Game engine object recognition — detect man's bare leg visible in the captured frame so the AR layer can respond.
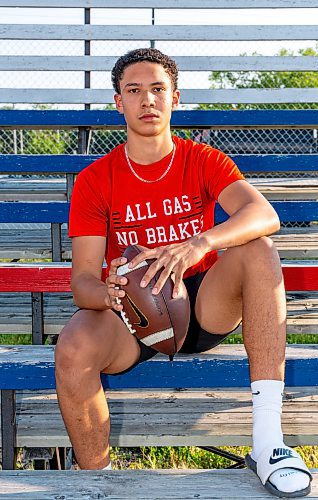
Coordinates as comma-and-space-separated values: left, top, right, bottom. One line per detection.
55, 309, 140, 470
195, 236, 286, 381
195, 236, 310, 495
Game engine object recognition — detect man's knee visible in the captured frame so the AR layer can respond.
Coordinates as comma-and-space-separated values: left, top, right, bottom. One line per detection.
245, 235, 276, 252
236, 236, 280, 265
55, 321, 108, 375
55, 311, 140, 378
233, 237, 283, 289
56, 325, 84, 374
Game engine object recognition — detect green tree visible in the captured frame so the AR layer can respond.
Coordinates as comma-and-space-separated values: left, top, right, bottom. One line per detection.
201, 45, 318, 110
21, 104, 73, 155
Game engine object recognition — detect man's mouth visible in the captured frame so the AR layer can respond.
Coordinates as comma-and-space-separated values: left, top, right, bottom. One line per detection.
139, 113, 159, 121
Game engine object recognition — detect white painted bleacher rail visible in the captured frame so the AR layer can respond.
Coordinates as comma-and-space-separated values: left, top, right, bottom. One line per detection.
0, 0, 318, 105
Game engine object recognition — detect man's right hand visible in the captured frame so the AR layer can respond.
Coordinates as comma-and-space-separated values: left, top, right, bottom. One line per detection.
105, 256, 128, 311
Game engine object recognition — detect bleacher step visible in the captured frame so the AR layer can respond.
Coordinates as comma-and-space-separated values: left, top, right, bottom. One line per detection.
1, 229, 318, 260
1, 387, 317, 448
0, 345, 317, 390
0, 291, 317, 334
0, 469, 317, 499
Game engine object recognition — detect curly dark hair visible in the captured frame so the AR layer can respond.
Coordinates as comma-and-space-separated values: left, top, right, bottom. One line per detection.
111, 48, 178, 94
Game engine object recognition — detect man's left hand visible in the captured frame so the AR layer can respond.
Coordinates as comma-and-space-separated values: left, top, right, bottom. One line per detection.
127, 236, 209, 298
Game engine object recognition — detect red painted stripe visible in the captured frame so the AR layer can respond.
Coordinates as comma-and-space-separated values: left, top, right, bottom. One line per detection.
0, 265, 317, 292
0, 266, 107, 292
282, 265, 318, 292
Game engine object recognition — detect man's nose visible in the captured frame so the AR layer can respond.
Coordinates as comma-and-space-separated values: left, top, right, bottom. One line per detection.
141, 90, 155, 107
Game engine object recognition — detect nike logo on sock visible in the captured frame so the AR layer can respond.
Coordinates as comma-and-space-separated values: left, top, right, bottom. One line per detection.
252, 391, 260, 395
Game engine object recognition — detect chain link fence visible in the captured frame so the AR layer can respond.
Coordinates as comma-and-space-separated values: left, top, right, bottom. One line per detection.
1, 127, 317, 157
1, 7, 318, 110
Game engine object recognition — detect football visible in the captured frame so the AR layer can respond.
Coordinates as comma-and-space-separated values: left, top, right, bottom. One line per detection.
116, 244, 190, 356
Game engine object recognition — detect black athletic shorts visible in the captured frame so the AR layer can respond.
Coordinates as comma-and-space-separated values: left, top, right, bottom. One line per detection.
113, 269, 241, 375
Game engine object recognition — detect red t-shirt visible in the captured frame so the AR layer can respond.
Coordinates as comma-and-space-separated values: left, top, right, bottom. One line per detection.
68, 136, 245, 278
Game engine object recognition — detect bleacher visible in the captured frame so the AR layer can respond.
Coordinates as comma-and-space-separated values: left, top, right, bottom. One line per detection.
0, 1, 317, 498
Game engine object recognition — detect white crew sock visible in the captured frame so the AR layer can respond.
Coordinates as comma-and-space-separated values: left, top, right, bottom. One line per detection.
102, 462, 112, 470
251, 380, 309, 494
251, 379, 284, 460
71, 462, 112, 471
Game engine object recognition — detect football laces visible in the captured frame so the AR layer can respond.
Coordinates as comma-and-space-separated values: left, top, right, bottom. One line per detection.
115, 287, 136, 334
120, 309, 137, 335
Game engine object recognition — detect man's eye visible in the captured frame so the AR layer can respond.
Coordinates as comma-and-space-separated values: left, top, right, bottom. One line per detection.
154, 87, 165, 92
128, 88, 139, 93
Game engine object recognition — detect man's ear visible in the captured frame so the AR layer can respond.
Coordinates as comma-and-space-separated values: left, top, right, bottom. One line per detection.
172, 89, 180, 110
114, 93, 124, 114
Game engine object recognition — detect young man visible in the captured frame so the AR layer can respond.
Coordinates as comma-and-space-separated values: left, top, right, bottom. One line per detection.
56, 48, 312, 497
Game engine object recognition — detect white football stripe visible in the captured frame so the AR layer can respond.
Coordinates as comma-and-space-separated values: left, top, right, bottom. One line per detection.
117, 260, 148, 276
141, 328, 174, 346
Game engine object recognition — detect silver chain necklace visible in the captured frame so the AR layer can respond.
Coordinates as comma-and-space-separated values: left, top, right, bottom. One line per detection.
124, 143, 176, 183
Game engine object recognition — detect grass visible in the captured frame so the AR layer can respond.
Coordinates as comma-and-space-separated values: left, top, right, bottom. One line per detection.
224, 333, 318, 345
0, 334, 32, 345
109, 445, 318, 470
1, 332, 317, 346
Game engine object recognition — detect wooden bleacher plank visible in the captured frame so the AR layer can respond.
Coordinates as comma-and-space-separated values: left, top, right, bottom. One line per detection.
2, 55, 318, 72
1, 387, 315, 448
0, 345, 317, 390
2, 88, 318, 105
2, 153, 317, 173
0, 200, 317, 224
0, 155, 98, 174
0, 264, 72, 292
1, 386, 318, 447
0, 178, 67, 201
0, 290, 316, 335
251, 178, 318, 201
1, 260, 317, 292
1, 228, 318, 260
1, 24, 317, 42
273, 233, 318, 259
1, 178, 318, 202
0, 469, 316, 499
0, 292, 74, 333
0, 223, 70, 259
1, 1, 317, 9
282, 262, 318, 291
0, 202, 69, 223
1, 109, 318, 129
1, 234, 317, 261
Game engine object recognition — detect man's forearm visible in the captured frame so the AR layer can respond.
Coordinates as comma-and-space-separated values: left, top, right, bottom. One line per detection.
71, 273, 111, 310
198, 202, 280, 252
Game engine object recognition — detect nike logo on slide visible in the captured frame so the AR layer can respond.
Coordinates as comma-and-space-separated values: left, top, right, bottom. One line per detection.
269, 456, 291, 465
126, 295, 149, 328
252, 391, 260, 395
269, 448, 294, 465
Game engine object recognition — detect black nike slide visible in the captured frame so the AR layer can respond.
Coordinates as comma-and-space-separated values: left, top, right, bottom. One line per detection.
245, 445, 312, 498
